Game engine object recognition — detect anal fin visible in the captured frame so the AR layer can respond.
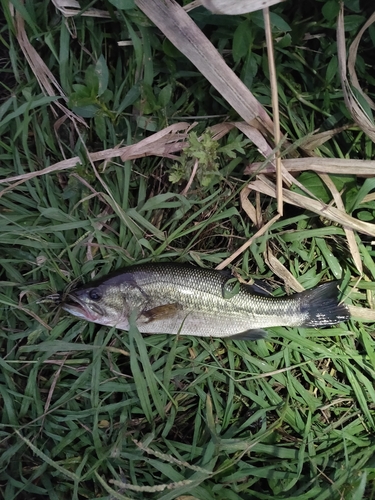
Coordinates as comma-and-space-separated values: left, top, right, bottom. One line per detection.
228, 329, 267, 341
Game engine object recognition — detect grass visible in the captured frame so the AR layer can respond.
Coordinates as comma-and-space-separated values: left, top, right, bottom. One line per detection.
1, 0, 375, 499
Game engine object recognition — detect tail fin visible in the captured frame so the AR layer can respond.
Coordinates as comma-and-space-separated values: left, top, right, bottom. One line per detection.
299, 281, 350, 328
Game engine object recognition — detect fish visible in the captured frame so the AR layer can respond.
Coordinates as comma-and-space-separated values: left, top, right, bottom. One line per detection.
60, 262, 350, 340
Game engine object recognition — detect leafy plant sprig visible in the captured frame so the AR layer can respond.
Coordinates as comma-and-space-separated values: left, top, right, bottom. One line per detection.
169, 130, 247, 188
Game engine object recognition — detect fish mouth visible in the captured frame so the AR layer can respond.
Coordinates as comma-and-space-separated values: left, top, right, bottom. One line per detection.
61, 294, 104, 321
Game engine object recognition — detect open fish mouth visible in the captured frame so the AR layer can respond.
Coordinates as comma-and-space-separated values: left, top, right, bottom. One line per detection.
61, 294, 104, 322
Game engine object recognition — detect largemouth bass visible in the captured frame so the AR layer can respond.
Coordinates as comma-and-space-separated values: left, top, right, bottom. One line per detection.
61, 263, 350, 340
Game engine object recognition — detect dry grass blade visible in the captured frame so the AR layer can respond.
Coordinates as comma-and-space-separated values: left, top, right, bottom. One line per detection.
245, 157, 375, 176
134, 0, 275, 134
182, 0, 202, 12
248, 175, 375, 237
180, 159, 199, 196
15, 431, 79, 481
0, 158, 81, 187
13, 303, 52, 331
51, 0, 111, 18
337, 5, 375, 143
209, 122, 237, 140
12, 3, 86, 127
174, 497, 200, 500
133, 439, 211, 473
349, 305, 375, 322
110, 478, 195, 493
318, 173, 363, 275
348, 11, 375, 110
215, 213, 280, 270
265, 248, 305, 292
0, 122, 191, 192
233, 122, 274, 157
263, 7, 283, 216
363, 193, 375, 203
119, 122, 193, 161
200, 0, 284, 14
240, 185, 258, 226
297, 125, 352, 154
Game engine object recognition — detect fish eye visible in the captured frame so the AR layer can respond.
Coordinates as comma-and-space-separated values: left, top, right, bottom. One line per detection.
89, 289, 102, 301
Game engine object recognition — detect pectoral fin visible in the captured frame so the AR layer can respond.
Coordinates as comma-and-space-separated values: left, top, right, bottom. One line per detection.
138, 303, 181, 324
